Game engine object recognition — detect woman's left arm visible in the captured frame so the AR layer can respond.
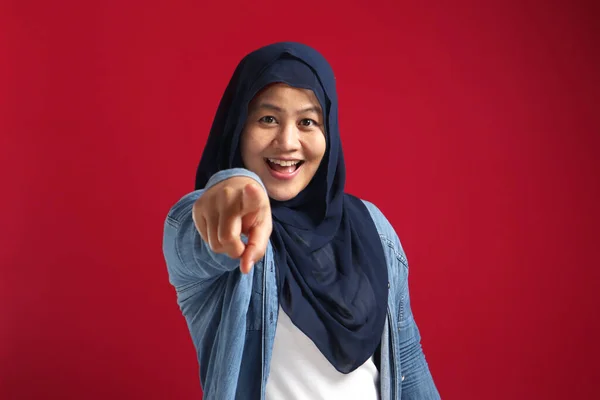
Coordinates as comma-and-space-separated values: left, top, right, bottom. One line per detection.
360, 199, 441, 398
397, 257, 441, 400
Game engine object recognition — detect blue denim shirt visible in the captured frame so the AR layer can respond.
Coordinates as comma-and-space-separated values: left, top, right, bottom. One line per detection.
162, 168, 441, 399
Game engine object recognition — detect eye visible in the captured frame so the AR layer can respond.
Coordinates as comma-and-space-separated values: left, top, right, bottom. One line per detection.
259, 116, 277, 124
299, 118, 317, 127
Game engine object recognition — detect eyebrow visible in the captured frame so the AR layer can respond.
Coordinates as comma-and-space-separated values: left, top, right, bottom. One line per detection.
254, 102, 322, 115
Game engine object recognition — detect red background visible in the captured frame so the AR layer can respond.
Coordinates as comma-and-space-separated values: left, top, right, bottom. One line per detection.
2, 0, 598, 399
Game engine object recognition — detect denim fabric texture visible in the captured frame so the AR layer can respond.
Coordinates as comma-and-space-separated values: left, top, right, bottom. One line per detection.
163, 168, 441, 399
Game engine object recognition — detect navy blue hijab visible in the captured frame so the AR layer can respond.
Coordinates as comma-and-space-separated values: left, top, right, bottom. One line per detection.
195, 42, 388, 374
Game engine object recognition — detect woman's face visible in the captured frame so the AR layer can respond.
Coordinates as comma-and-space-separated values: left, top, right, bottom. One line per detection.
240, 83, 326, 201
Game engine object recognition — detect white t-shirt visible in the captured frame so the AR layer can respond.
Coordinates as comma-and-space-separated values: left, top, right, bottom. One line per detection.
265, 306, 379, 399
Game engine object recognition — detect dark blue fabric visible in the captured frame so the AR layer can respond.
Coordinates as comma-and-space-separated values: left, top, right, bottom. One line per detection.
195, 42, 388, 374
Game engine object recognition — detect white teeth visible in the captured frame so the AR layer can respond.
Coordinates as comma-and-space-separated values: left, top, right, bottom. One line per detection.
268, 158, 301, 167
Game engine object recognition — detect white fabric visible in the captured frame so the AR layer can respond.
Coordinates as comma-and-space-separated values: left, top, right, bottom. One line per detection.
265, 306, 379, 400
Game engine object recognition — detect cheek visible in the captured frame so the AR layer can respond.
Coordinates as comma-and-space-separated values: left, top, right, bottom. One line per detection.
310, 134, 327, 162
240, 130, 260, 164
240, 129, 249, 155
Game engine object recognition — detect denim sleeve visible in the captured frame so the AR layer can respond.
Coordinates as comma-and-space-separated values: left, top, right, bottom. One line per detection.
397, 249, 441, 399
360, 199, 441, 399
162, 168, 266, 289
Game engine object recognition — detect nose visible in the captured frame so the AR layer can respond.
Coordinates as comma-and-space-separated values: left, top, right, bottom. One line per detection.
274, 121, 301, 151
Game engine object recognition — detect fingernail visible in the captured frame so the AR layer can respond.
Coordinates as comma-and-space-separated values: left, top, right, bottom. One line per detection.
241, 262, 252, 274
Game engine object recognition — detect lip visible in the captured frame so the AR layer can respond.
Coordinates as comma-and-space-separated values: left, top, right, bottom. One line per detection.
266, 157, 303, 162
265, 159, 302, 181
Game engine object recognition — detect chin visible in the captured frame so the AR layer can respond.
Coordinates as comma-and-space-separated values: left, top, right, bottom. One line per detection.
265, 185, 300, 202
267, 191, 297, 202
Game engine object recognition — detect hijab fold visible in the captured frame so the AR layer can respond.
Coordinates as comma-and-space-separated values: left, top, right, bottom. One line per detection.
195, 42, 389, 374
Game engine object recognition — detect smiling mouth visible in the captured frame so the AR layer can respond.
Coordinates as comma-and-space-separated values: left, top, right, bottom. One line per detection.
265, 158, 304, 174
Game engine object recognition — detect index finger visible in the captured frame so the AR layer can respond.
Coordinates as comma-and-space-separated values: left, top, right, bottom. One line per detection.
240, 217, 272, 274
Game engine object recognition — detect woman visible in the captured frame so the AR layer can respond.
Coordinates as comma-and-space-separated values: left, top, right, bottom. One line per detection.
162, 42, 440, 399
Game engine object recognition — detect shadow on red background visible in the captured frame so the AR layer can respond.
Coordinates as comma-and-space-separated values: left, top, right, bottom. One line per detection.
1, 1, 598, 399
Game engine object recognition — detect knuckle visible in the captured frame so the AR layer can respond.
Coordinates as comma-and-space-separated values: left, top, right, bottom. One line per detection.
229, 247, 244, 259
219, 231, 235, 243
221, 185, 232, 197
221, 186, 236, 202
